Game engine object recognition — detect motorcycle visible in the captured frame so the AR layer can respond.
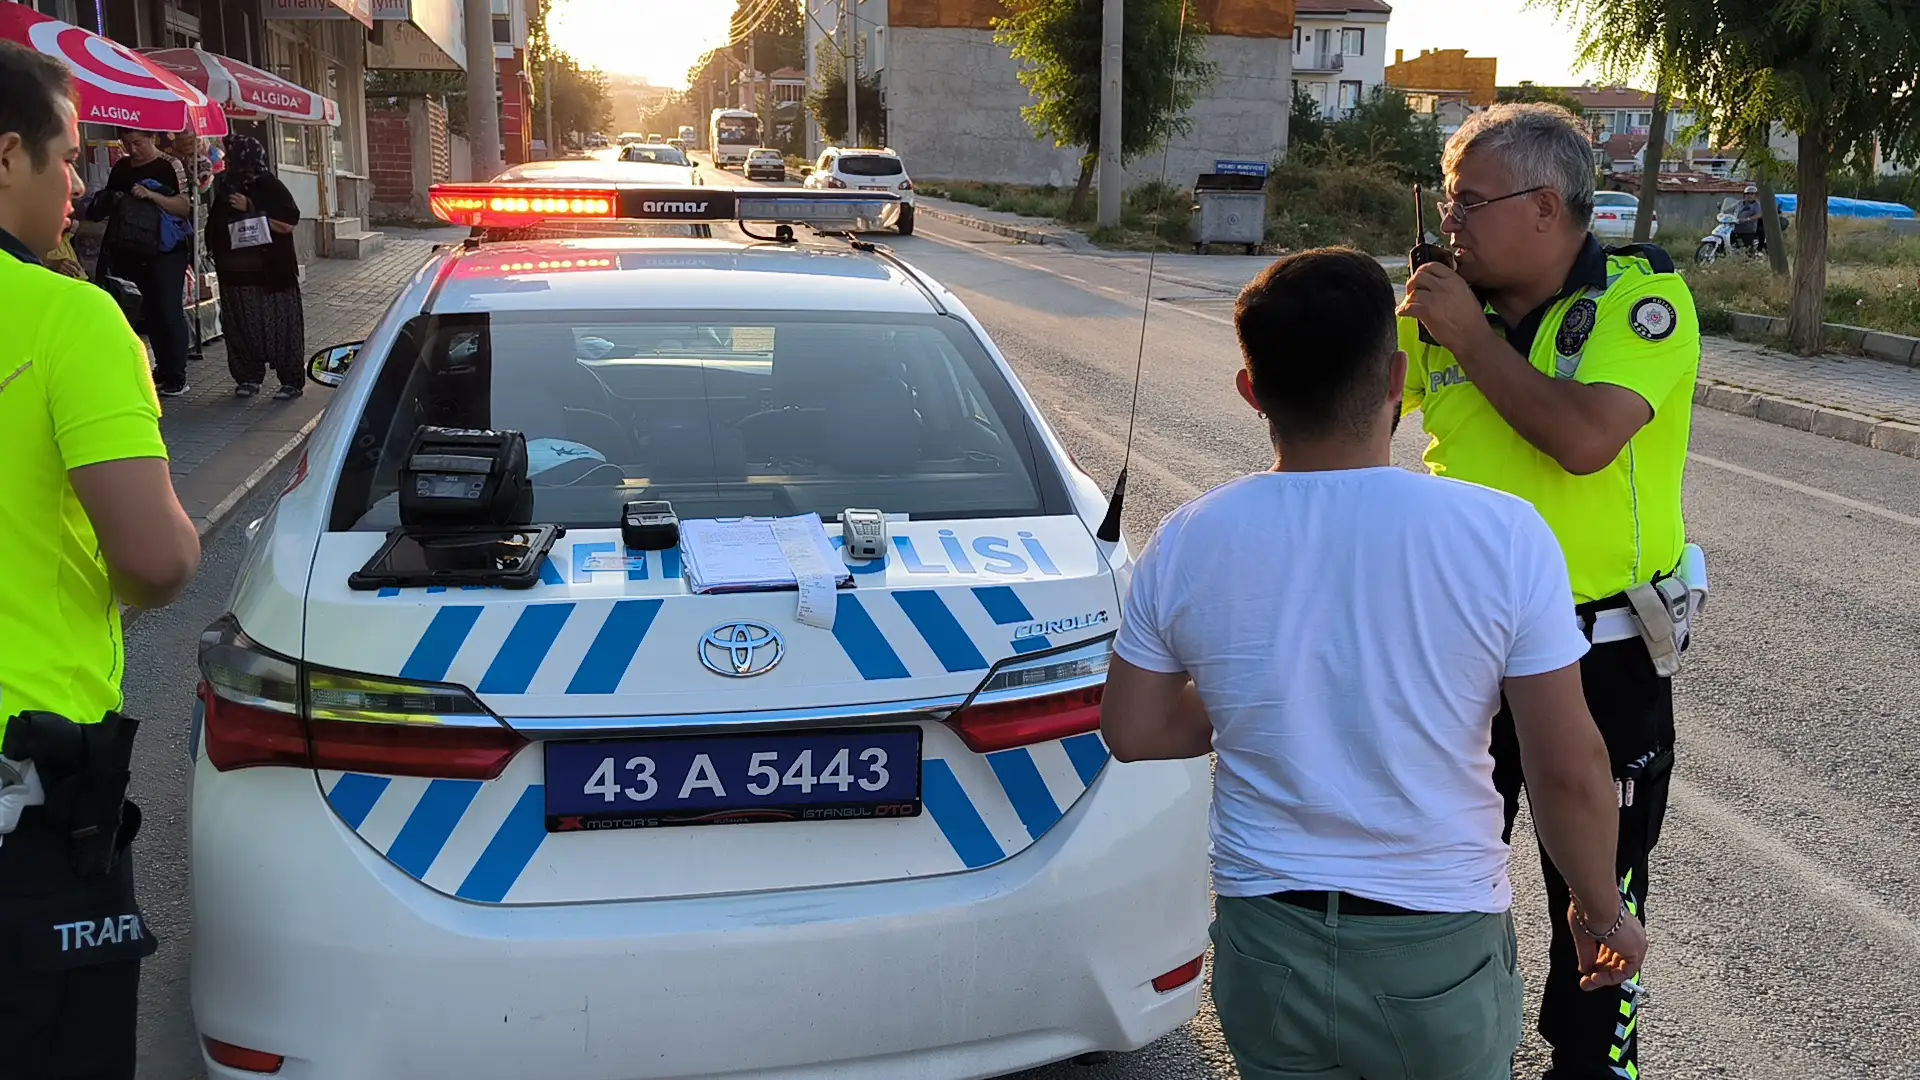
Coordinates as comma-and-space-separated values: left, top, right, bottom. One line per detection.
1696, 213, 1744, 265
1697, 201, 1785, 266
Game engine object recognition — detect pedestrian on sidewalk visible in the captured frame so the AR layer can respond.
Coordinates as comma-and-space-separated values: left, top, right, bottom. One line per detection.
1399, 102, 1702, 1079
0, 42, 202, 1080
1100, 247, 1645, 1080
91, 127, 196, 397
206, 134, 305, 400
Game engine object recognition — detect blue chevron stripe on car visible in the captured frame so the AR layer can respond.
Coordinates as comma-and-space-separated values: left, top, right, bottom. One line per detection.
972, 585, 1051, 654
391, 586, 1082, 691
321, 728, 1112, 904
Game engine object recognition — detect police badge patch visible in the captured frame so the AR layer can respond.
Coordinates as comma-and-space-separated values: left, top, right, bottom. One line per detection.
1630, 297, 1679, 341
1556, 298, 1598, 356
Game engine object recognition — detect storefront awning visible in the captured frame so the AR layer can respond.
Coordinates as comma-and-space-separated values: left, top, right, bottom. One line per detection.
142, 48, 341, 126
0, 5, 227, 136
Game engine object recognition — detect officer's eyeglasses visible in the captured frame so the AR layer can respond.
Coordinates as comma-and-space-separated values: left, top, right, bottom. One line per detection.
1437, 186, 1548, 226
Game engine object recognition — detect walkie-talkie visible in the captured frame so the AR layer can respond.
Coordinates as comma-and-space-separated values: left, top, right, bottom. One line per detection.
1409, 184, 1455, 346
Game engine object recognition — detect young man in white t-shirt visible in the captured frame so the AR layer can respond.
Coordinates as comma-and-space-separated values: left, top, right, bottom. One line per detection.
1100, 248, 1646, 1080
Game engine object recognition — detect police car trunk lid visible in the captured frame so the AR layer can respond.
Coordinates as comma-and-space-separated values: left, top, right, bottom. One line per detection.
299, 516, 1118, 904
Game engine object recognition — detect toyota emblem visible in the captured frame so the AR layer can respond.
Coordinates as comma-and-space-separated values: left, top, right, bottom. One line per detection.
700, 621, 785, 678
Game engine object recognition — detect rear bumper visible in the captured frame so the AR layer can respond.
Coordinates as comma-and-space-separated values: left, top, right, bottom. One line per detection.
190, 752, 1212, 1080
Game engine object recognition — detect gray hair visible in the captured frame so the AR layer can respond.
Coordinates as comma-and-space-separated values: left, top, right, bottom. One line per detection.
1443, 103, 1596, 227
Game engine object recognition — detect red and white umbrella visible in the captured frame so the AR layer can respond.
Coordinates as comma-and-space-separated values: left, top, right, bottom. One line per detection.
0, 6, 226, 137
142, 48, 340, 127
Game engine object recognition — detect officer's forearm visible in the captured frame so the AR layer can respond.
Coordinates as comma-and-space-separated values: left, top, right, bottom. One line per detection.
1453, 334, 1625, 475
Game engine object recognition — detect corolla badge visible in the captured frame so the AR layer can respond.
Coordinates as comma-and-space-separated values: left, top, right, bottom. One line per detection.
1012, 611, 1110, 640
700, 621, 785, 677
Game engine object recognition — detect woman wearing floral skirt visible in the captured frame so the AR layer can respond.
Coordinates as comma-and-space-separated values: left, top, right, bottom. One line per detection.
204, 135, 305, 399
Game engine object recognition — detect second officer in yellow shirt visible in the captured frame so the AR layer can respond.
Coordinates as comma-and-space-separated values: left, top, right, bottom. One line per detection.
1399, 103, 1702, 1080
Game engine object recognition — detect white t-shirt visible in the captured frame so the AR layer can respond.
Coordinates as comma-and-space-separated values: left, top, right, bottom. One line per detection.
1114, 467, 1590, 914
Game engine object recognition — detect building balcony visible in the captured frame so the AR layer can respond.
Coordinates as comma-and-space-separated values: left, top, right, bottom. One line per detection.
1295, 51, 1345, 74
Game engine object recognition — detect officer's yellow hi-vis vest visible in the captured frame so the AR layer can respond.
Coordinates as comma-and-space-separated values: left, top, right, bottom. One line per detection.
1401, 242, 1701, 605
0, 234, 168, 748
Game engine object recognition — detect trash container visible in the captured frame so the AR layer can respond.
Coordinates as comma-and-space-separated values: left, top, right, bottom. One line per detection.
1191, 173, 1268, 255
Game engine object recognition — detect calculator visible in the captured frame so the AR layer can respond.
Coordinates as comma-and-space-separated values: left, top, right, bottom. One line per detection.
841, 508, 887, 561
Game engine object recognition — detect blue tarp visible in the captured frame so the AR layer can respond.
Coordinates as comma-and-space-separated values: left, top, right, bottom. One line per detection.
1771, 194, 1917, 219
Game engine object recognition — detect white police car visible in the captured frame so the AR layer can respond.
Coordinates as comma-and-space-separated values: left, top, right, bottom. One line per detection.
189, 184, 1211, 1080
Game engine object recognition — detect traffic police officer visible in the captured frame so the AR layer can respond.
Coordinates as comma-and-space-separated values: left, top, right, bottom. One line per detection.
1399, 103, 1700, 1079
0, 42, 201, 1078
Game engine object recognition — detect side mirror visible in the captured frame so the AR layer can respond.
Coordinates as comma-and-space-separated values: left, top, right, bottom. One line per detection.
799, 165, 814, 176
308, 342, 361, 387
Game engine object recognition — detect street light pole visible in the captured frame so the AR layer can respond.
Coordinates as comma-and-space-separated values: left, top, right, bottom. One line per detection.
544, 41, 554, 158
1097, 0, 1122, 227
844, 0, 858, 147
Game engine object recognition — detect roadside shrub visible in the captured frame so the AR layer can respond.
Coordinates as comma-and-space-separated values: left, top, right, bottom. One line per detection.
1263, 161, 1438, 254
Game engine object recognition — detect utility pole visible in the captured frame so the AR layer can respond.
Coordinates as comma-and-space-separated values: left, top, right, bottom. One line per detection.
542, 0, 554, 160
463, 0, 503, 178
746, 33, 756, 114
1097, 0, 1122, 226
843, 0, 859, 147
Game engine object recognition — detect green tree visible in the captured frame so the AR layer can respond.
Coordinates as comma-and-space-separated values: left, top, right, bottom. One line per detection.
993, 0, 1217, 219
1288, 86, 1442, 186
1548, 0, 1920, 354
1287, 83, 1327, 160
1329, 87, 1444, 186
804, 40, 886, 146
1496, 81, 1586, 116
529, 0, 612, 147
733, 0, 804, 78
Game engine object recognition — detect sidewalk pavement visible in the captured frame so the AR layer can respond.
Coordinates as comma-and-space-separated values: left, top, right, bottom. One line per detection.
163, 226, 466, 535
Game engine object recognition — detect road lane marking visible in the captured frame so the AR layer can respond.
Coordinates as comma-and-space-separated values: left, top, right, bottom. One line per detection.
1675, 778, 1920, 953
918, 228, 1235, 325
1688, 452, 1920, 527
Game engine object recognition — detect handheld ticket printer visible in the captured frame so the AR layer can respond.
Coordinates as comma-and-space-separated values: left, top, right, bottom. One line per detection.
349, 426, 561, 591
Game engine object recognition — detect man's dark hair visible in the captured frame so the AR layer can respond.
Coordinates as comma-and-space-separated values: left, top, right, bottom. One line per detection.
0, 42, 77, 171
1234, 247, 1401, 443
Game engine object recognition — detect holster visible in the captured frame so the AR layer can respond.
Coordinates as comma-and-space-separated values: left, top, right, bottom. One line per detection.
0, 711, 139, 879
1624, 578, 1691, 679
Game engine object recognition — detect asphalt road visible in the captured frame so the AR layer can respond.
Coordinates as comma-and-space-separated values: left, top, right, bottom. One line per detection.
125, 157, 1920, 1078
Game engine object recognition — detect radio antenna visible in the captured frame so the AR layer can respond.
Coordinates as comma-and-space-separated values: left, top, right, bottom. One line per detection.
1095, 0, 1196, 544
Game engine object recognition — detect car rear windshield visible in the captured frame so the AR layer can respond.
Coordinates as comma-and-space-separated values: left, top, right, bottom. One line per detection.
838, 155, 904, 177
332, 310, 1066, 531
622, 146, 689, 166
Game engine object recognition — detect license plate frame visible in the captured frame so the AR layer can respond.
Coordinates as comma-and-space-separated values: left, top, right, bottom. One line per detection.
542, 726, 923, 832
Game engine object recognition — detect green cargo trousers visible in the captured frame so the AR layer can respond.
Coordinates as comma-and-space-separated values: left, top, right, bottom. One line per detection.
1210, 893, 1523, 1080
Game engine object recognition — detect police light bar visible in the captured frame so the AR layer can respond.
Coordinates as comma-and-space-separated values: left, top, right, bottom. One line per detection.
426, 183, 900, 231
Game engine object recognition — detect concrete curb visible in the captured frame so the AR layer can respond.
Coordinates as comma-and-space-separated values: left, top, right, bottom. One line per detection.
191, 410, 323, 538
1693, 380, 1920, 460
1727, 311, 1920, 368
122, 411, 323, 631
916, 202, 1090, 250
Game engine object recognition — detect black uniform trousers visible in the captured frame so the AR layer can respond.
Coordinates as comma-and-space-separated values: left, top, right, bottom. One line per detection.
0, 802, 152, 1080
1491, 609, 1675, 1080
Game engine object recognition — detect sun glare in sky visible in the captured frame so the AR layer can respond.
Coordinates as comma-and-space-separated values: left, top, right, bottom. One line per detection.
548, 0, 1599, 91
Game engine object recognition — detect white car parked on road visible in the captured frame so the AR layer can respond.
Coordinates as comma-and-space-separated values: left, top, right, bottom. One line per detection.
1591, 190, 1659, 241
189, 183, 1211, 1080
805, 147, 917, 234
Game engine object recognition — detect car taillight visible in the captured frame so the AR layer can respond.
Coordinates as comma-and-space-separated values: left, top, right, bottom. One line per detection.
899, 179, 913, 191
825, 176, 847, 189
198, 615, 526, 779
948, 638, 1112, 753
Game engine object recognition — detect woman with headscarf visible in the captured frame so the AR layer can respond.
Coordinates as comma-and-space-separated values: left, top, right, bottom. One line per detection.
206, 134, 305, 399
